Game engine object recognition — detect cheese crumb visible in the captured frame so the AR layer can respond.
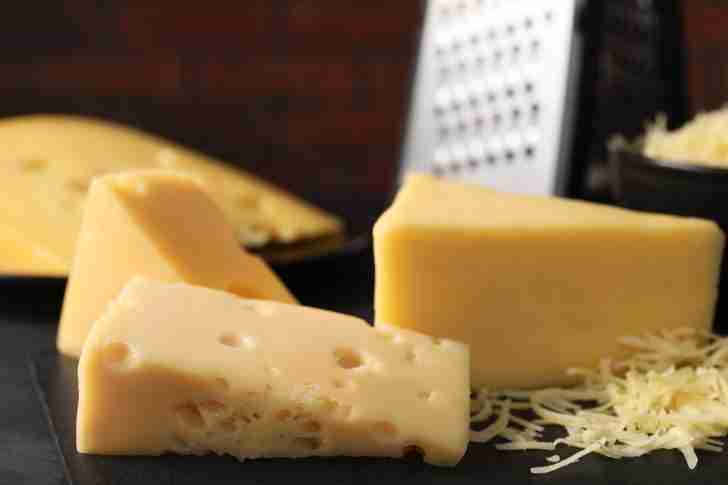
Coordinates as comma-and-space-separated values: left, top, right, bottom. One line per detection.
471, 327, 728, 473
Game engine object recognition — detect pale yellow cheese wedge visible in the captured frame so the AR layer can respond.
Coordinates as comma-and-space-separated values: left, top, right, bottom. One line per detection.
0, 224, 66, 276
0, 114, 343, 275
58, 171, 296, 358
77, 277, 470, 466
374, 174, 725, 389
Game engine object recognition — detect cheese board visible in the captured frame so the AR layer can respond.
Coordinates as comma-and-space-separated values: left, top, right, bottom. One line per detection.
31, 343, 728, 485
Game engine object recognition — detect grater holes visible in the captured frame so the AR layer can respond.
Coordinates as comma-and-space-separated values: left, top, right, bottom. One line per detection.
450, 145, 468, 169
438, 124, 450, 139
524, 145, 536, 160
530, 38, 541, 55
492, 112, 503, 128
473, 114, 486, 130
474, 54, 487, 69
493, 48, 504, 64
456, 119, 469, 135
457, 58, 468, 74
439, 64, 451, 78
529, 102, 541, 120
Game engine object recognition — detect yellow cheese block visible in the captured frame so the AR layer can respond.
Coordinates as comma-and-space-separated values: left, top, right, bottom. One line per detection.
0, 114, 343, 276
374, 174, 725, 389
57, 171, 296, 358
77, 277, 470, 466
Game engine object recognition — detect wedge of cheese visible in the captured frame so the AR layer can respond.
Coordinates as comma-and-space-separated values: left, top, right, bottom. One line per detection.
57, 171, 296, 358
0, 224, 66, 276
374, 174, 725, 389
0, 114, 343, 275
77, 277, 470, 466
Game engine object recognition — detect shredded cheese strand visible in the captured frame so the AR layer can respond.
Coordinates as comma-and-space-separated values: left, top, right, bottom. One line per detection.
530, 440, 606, 474
470, 328, 728, 474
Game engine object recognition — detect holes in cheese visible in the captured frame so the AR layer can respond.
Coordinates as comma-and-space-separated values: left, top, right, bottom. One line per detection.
18, 159, 48, 171
76, 278, 470, 466
237, 193, 261, 210
174, 403, 206, 429
275, 409, 292, 421
214, 377, 230, 391
218, 332, 241, 348
101, 342, 132, 367
333, 348, 364, 369
65, 176, 91, 193
57, 170, 296, 358
371, 421, 398, 436
404, 348, 416, 363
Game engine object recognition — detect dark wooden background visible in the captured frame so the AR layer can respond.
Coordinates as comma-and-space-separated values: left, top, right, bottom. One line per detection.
0, 1, 727, 207
0, 2, 424, 208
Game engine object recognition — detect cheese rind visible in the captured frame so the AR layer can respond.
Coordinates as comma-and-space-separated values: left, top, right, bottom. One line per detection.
77, 278, 470, 466
0, 114, 342, 275
57, 171, 296, 358
374, 174, 725, 389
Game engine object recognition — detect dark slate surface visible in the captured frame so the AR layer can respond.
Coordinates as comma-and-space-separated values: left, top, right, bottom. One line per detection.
0, 278, 67, 485
8, 252, 728, 484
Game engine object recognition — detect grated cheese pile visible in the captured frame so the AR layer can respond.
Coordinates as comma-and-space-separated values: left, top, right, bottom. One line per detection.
470, 327, 728, 474
643, 108, 728, 166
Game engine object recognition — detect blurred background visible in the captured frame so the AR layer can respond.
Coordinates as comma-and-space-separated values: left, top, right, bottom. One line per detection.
0, 1, 421, 212
0, 0, 727, 206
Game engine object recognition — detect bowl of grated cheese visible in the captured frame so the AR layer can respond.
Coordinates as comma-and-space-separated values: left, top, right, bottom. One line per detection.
610, 108, 728, 230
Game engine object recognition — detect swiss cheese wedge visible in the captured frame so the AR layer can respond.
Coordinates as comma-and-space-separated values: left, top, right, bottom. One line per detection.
77, 278, 470, 466
57, 171, 295, 358
374, 174, 725, 389
0, 114, 342, 275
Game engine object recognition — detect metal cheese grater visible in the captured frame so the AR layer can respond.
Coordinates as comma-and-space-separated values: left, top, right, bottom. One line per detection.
400, 0, 586, 196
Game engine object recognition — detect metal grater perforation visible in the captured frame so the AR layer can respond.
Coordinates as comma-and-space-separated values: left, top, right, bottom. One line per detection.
400, 0, 585, 195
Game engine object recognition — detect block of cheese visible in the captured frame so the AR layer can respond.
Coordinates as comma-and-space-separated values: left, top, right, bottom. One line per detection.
374, 174, 725, 389
0, 114, 342, 275
57, 171, 296, 358
77, 277, 470, 466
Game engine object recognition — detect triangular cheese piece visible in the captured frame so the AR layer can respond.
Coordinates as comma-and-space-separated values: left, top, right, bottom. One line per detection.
0, 114, 342, 275
374, 174, 725, 389
77, 278, 470, 466
57, 170, 296, 357
0, 224, 66, 276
